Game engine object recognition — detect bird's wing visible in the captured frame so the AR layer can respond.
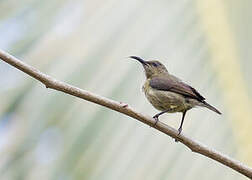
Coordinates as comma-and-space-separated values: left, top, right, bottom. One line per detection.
149, 76, 205, 101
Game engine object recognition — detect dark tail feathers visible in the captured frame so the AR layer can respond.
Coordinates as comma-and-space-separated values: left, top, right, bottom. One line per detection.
201, 101, 222, 115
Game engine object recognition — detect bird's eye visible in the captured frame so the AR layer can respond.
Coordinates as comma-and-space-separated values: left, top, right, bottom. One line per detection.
152, 62, 159, 67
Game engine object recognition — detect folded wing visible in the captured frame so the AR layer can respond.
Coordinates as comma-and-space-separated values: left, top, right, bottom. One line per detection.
150, 76, 205, 102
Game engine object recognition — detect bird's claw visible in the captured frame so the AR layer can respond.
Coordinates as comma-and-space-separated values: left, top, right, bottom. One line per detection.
152, 115, 159, 127
174, 128, 182, 142
177, 127, 182, 135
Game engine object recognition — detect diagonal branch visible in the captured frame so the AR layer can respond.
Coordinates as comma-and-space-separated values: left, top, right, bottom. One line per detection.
0, 49, 252, 179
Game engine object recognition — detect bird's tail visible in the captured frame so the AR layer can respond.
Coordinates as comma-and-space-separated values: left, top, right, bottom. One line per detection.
201, 101, 222, 115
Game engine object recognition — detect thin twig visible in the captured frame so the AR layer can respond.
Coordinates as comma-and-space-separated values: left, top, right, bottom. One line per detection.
0, 49, 252, 179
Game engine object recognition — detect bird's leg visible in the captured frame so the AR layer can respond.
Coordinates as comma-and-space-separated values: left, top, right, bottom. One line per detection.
178, 110, 187, 135
153, 109, 171, 126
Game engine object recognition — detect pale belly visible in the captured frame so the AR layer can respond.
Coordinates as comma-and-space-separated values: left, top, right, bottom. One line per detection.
143, 84, 194, 113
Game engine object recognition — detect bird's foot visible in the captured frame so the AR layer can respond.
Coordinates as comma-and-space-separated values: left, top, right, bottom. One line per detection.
174, 128, 182, 142
177, 127, 182, 135
152, 115, 159, 127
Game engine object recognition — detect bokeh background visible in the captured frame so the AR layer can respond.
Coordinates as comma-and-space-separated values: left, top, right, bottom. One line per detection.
0, 0, 252, 179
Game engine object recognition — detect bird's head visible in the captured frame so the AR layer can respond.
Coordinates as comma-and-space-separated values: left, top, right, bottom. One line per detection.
130, 56, 168, 79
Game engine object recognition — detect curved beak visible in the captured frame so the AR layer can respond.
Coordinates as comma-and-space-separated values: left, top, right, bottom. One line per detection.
129, 56, 147, 66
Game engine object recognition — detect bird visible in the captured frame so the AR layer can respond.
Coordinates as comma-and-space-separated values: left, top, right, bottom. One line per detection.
130, 56, 221, 135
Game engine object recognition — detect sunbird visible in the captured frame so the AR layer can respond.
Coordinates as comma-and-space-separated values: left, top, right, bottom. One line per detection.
130, 56, 221, 134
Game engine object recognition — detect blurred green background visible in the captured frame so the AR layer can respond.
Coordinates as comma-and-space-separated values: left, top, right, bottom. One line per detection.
0, 0, 252, 179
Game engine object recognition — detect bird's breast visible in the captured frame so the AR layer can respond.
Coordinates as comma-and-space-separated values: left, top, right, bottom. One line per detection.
142, 80, 191, 112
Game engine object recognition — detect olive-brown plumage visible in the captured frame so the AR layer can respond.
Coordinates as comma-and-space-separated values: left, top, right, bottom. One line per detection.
130, 56, 221, 134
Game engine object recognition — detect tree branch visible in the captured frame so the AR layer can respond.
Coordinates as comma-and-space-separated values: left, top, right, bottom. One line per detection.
0, 49, 252, 179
